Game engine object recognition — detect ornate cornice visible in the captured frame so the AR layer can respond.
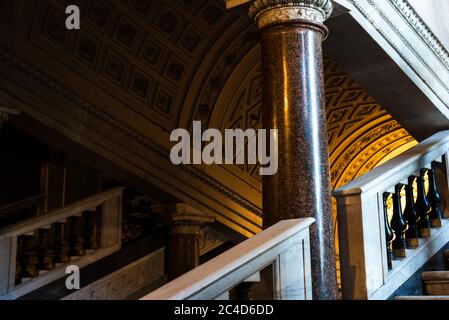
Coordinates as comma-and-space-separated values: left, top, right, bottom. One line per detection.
345, 0, 449, 110
389, 0, 449, 71
249, 0, 333, 28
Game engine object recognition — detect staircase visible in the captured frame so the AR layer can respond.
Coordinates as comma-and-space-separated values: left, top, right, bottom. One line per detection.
0, 188, 123, 299
396, 250, 449, 300
334, 131, 449, 300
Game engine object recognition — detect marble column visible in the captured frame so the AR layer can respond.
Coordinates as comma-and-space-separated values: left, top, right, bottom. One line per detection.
249, 0, 338, 299
153, 204, 214, 280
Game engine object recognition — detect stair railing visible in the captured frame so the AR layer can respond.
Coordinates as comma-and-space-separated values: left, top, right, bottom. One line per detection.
0, 194, 46, 227
334, 131, 449, 300
140, 218, 314, 300
0, 187, 123, 300
0, 194, 46, 216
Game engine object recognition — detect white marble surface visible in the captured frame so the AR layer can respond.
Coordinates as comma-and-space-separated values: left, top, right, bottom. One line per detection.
407, 0, 449, 51
140, 218, 314, 300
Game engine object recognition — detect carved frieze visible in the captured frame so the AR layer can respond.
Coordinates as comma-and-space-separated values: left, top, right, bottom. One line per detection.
63, 248, 165, 300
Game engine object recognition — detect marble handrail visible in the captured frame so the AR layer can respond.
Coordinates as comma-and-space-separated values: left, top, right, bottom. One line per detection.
140, 218, 314, 300
334, 131, 449, 299
0, 187, 123, 240
0, 193, 46, 216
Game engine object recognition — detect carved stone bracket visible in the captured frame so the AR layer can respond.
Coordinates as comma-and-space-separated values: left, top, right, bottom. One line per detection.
199, 226, 229, 256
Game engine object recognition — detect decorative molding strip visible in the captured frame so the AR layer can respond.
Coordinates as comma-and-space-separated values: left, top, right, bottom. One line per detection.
249, 0, 334, 22
346, 0, 449, 109
368, 0, 449, 94
389, 0, 449, 71
63, 248, 165, 300
0, 46, 263, 217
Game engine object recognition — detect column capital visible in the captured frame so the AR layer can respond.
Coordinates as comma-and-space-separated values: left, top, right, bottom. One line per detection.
152, 203, 214, 234
249, 0, 333, 29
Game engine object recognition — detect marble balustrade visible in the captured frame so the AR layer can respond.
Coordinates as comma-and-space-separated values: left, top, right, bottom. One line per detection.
334, 131, 449, 300
0, 187, 123, 300
140, 218, 315, 300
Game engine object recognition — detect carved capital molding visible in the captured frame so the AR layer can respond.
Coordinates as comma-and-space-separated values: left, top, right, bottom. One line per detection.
249, 0, 333, 29
152, 203, 214, 235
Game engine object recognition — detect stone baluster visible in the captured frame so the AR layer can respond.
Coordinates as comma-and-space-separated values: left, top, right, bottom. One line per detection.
52, 221, 64, 265
68, 216, 81, 257
383, 192, 394, 269
82, 210, 96, 252
18, 234, 34, 281
416, 169, 432, 238
432, 159, 449, 219
426, 168, 443, 228
233, 272, 260, 300
35, 228, 50, 272
234, 282, 253, 300
404, 176, 420, 249
391, 184, 408, 259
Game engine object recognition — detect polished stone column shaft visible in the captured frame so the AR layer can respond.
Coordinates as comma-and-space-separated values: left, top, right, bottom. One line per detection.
250, 0, 338, 300
153, 203, 213, 280
168, 222, 203, 280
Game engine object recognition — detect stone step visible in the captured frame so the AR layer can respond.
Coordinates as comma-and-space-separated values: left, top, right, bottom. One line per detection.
422, 271, 449, 295
395, 295, 449, 300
